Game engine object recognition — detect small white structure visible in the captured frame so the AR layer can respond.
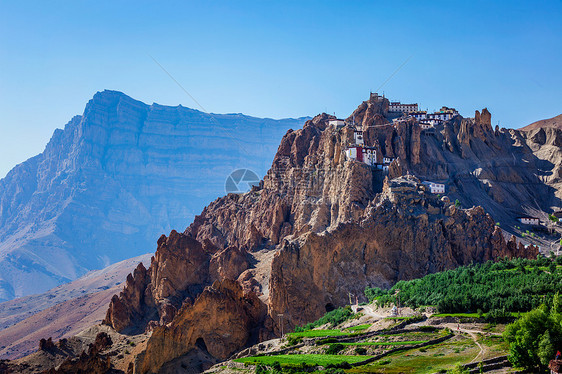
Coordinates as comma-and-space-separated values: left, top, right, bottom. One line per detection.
383, 157, 394, 164
518, 216, 540, 226
422, 181, 445, 194
411, 110, 427, 121
345, 146, 361, 161
363, 147, 377, 166
345, 146, 377, 166
329, 119, 346, 128
413, 107, 459, 128
389, 102, 418, 113
354, 130, 364, 145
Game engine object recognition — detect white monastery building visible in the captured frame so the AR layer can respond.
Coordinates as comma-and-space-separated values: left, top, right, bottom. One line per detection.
329, 119, 346, 128
518, 216, 540, 226
389, 102, 418, 113
354, 130, 364, 146
345, 146, 377, 166
422, 181, 446, 194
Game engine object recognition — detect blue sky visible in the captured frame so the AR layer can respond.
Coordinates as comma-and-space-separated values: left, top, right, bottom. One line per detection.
0, 0, 561, 177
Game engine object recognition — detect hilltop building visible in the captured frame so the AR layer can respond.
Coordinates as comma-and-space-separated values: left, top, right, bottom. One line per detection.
353, 130, 364, 145
329, 119, 346, 128
389, 101, 418, 114
518, 216, 540, 226
422, 181, 445, 194
345, 146, 377, 166
411, 107, 459, 128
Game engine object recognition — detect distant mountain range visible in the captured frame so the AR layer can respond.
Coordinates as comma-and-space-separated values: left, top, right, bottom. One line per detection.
0, 90, 307, 301
0, 253, 151, 359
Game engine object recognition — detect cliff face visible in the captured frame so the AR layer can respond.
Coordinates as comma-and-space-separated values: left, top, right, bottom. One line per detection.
138, 279, 265, 374
0, 90, 305, 301
101, 95, 548, 373
268, 176, 528, 329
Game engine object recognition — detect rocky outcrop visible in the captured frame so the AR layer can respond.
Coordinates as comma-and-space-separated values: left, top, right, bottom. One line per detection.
268, 175, 533, 329
0, 90, 306, 302
348, 92, 390, 129
101, 96, 554, 373
136, 280, 266, 374
41, 332, 113, 374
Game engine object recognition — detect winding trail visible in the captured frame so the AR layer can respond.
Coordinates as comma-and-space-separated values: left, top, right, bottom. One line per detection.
441, 323, 498, 363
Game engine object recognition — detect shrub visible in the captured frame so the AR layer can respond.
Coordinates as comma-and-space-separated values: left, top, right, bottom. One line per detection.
286, 335, 302, 346
419, 326, 437, 332
316, 337, 337, 345
354, 347, 367, 355
255, 363, 267, 374
325, 343, 345, 355
326, 361, 351, 369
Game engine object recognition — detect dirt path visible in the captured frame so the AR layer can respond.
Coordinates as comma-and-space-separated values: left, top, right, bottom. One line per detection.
359, 304, 386, 319
441, 323, 490, 363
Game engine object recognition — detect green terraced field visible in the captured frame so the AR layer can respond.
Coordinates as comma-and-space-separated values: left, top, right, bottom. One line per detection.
234, 354, 368, 366
347, 336, 479, 374
345, 324, 371, 331
286, 329, 349, 338
342, 340, 428, 346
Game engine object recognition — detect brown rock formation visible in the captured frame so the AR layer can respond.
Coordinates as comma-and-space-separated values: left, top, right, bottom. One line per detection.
136, 280, 265, 374
268, 176, 523, 329
104, 231, 221, 332
101, 95, 556, 373
348, 92, 390, 129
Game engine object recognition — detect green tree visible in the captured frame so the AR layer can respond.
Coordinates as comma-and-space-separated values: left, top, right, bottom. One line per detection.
504, 306, 562, 371
255, 364, 267, 374
553, 292, 561, 315
538, 330, 556, 367
455, 199, 461, 208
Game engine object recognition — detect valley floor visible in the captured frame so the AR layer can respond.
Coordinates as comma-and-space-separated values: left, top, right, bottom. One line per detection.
206, 306, 519, 374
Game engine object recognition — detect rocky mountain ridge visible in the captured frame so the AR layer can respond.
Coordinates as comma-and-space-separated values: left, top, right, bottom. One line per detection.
520, 113, 562, 131
0, 90, 306, 301
5, 94, 559, 374
99, 94, 549, 373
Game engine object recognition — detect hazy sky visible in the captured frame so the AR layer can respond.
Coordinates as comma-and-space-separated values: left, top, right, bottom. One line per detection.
0, 1, 561, 178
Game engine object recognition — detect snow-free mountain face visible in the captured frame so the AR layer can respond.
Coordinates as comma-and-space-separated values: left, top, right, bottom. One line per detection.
0, 90, 307, 301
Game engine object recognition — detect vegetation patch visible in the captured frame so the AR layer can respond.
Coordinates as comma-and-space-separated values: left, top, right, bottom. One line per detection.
341, 340, 428, 346
294, 306, 354, 332
234, 354, 369, 367
287, 329, 348, 338
346, 324, 370, 332
365, 257, 562, 314
504, 294, 562, 372
347, 337, 478, 374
